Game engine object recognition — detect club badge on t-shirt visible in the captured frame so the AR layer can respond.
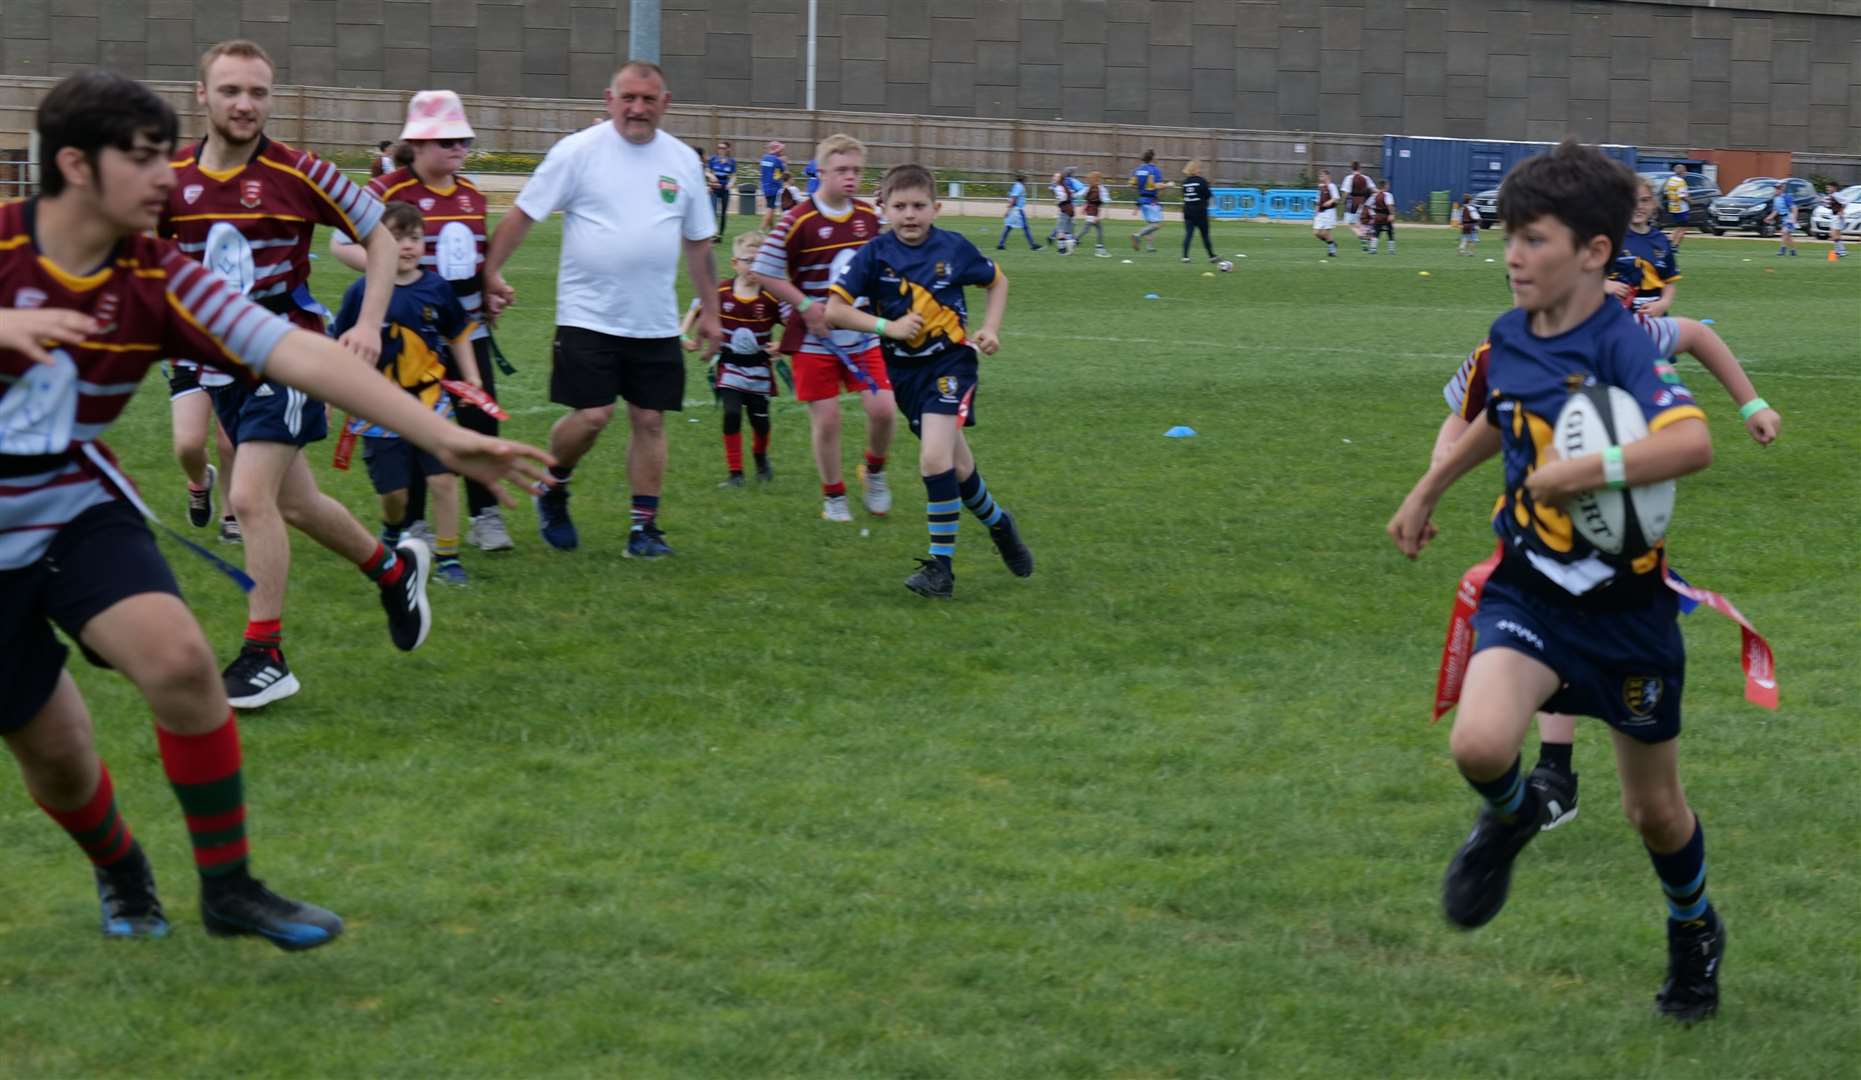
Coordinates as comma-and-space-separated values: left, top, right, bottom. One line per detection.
659, 176, 679, 204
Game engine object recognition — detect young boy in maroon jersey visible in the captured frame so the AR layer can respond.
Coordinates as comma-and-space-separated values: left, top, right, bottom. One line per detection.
0, 72, 547, 949
683, 232, 783, 486
752, 133, 898, 523
160, 40, 420, 710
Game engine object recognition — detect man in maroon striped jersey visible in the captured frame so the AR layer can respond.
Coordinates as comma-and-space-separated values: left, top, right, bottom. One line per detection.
0, 72, 548, 948
160, 40, 414, 710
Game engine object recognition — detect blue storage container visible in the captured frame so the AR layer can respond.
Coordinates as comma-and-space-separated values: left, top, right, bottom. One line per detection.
1381, 136, 1639, 205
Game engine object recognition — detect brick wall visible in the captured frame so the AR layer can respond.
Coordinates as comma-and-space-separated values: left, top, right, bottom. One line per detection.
3, 1, 1856, 153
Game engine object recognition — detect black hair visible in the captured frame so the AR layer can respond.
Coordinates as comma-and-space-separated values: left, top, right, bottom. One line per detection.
37, 71, 178, 197
879, 163, 936, 201
1497, 138, 1636, 260
378, 139, 391, 151
1141, 149, 1155, 163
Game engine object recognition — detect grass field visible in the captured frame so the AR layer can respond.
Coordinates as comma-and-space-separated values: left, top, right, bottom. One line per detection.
5, 212, 1858, 1078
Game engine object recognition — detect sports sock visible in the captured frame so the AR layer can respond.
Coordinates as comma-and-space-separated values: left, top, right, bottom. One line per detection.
36, 762, 137, 869
957, 470, 1005, 527
723, 431, 744, 473
156, 712, 249, 879
1462, 755, 1534, 824
434, 535, 459, 561
242, 617, 282, 655
924, 469, 960, 568
864, 451, 885, 476
1647, 817, 1711, 923
630, 494, 659, 531
823, 480, 847, 498
359, 541, 405, 587
1327, 241, 1338, 255
381, 519, 403, 545
752, 430, 770, 457
1535, 740, 1574, 776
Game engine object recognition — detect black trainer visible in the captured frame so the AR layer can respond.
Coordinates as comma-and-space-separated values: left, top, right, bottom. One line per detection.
1528, 766, 1579, 832
201, 875, 343, 952
987, 511, 1034, 577
755, 458, 773, 483
186, 463, 216, 528
1657, 910, 1725, 1023
96, 844, 169, 939
222, 645, 301, 709
905, 557, 954, 599
380, 539, 432, 652
1442, 797, 1543, 929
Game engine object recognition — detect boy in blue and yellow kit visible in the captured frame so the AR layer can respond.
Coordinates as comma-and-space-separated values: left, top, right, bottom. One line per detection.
826, 163, 1034, 599
1388, 140, 1726, 1022
332, 202, 481, 585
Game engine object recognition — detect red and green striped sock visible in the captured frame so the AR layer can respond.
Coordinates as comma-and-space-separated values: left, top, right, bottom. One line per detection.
36, 761, 137, 869
156, 712, 249, 878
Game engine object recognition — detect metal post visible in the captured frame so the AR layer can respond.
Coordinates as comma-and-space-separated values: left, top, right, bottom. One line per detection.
629, 0, 661, 63
805, 0, 818, 112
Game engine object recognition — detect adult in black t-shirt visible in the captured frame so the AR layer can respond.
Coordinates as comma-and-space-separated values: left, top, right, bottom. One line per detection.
1180, 159, 1215, 261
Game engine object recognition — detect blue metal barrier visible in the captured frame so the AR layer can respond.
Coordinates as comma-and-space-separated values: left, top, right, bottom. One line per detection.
1262, 189, 1318, 220
1210, 187, 1262, 219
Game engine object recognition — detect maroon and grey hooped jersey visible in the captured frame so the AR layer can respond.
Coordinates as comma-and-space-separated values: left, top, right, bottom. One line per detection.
0, 199, 292, 569
160, 135, 383, 333
752, 195, 881, 356
711, 279, 787, 396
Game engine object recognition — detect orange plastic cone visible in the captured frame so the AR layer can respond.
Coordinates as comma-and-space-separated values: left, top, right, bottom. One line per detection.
1829, 249, 1839, 262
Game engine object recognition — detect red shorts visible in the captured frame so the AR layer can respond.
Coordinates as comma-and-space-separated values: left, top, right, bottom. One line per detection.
792, 345, 891, 402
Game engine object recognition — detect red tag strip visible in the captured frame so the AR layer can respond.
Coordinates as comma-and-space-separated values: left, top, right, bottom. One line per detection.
1662, 571, 1779, 710
441, 380, 510, 420
331, 423, 357, 472
1433, 545, 1502, 722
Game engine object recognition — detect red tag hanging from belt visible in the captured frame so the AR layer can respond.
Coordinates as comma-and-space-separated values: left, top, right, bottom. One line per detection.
331, 422, 357, 471
1433, 543, 1503, 722
1663, 571, 1779, 710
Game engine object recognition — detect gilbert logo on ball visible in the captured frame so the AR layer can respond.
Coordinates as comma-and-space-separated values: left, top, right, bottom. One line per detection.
1553, 384, 1676, 556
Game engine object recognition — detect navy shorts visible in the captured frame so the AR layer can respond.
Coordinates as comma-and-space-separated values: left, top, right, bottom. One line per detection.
1671, 208, 1690, 226
888, 347, 979, 438
211, 378, 328, 447
362, 436, 449, 496
1471, 560, 1686, 743
0, 501, 182, 734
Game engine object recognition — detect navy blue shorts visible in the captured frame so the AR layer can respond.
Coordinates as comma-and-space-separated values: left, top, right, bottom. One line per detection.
361, 436, 449, 496
888, 347, 979, 438
1471, 561, 1686, 743
0, 501, 182, 734
1671, 208, 1690, 225
210, 378, 328, 447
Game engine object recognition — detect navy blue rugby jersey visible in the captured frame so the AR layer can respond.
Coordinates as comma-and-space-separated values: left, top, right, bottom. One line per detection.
1482, 298, 1705, 595
828, 227, 1001, 363
1608, 227, 1680, 309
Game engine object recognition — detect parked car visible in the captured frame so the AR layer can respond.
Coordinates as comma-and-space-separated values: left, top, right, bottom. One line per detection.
1638, 171, 1720, 226
1809, 185, 1861, 239
1707, 177, 1820, 236
1469, 187, 1500, 227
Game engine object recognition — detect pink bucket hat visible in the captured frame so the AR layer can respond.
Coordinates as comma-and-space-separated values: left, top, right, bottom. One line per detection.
400, 90, 475, 141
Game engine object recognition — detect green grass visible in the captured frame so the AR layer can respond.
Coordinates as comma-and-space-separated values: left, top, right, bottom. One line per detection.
4, 216, 1857, 1077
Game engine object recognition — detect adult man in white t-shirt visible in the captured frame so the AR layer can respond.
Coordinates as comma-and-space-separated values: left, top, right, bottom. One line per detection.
485, 61, 721, 558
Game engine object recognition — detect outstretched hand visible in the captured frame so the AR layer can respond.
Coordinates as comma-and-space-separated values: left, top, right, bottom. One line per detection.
435, 431, 556, 507
0, 309, 98, 365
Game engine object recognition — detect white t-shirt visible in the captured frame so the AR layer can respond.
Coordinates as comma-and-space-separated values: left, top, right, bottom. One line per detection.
515, 124, 716, 338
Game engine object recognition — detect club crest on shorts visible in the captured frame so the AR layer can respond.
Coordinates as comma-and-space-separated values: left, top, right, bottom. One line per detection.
658, 176, 679, 204
1622, 675, 1663, 719
936, 375, 959, 399
183, 184, 204, 205
240, 178, 263, 209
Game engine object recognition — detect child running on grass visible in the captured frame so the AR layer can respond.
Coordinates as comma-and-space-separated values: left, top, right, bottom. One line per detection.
332, 202, 481, 585
683, 232, 783, 486
825, 163, 1034, 599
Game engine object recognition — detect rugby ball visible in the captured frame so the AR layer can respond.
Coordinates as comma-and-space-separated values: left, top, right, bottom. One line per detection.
1216, 260, 1234, 272
1553, 384, 1674, 556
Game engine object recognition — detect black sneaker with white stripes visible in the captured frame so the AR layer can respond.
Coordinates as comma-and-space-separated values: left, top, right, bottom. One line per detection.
380, 539, 432, 652
186, 463, 216, 528
222, 646, 300, 709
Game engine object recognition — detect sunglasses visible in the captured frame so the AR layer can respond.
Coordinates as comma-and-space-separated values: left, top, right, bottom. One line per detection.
429, 138, 474, 150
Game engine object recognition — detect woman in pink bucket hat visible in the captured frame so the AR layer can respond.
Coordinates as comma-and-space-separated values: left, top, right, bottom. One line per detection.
332, 90, 514, 551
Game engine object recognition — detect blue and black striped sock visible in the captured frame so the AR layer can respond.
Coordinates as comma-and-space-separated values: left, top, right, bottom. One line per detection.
1648, 817, 1712, 923
957, 469, 1005, 527
1464, 756, 1530, 823
924, 469, 960, 568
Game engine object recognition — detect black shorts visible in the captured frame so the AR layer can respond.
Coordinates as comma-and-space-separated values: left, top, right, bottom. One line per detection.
549, 327, 685, 412
0, 501, 182, 734
362, 436, 450, 495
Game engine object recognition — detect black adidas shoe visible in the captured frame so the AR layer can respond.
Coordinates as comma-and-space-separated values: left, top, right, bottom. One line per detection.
905, 557, 954, 599
201, 875, 343, 952
1528, 766, 1579, 832
96, 844, 169, 939
223, 646, 300, 709
987, 511, 1034, 577
1442, 798, 1543, 929
186, 463, 216, 529
380, 540, 432, 652
1657, 909, 1725, 1023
